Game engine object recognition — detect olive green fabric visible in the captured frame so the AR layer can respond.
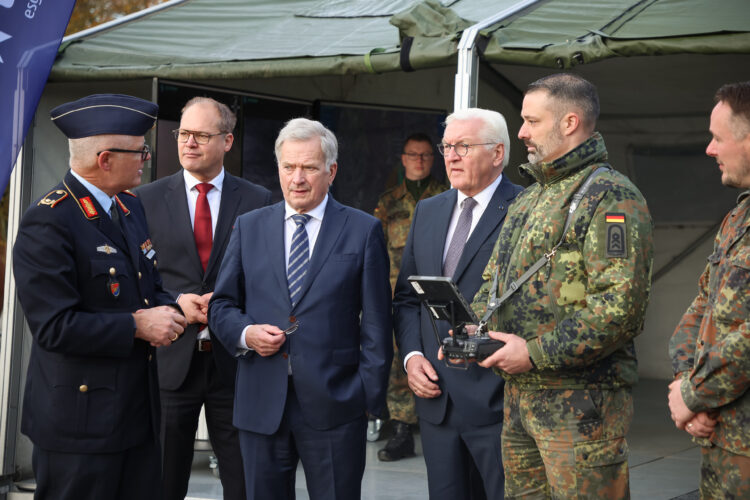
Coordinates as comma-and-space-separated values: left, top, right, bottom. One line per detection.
50, 0, 750, 81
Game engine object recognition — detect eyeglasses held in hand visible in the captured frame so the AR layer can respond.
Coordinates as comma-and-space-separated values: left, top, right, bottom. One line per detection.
283, 322, 300, 336
96, 145, 151, 161
437, 142, 496, 157
172, 128, 226, 144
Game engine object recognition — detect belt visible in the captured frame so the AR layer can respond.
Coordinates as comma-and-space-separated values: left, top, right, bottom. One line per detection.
197, 339, 212, 352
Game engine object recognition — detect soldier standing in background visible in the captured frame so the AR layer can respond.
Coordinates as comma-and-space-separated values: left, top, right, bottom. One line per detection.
373, 133, 446, 461
668, 81, 750, 499
472, 74, 654, 499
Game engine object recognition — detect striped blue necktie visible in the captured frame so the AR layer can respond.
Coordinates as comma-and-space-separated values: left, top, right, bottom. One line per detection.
287, 214, 312, 305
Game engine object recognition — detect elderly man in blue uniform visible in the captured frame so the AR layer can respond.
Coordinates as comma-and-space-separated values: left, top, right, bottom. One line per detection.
12, 94, 187, 500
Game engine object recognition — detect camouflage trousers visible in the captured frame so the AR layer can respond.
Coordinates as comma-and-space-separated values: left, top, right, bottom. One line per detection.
386, 338, 417, 424
699, 444, 750, 499
503, 384, 632, 499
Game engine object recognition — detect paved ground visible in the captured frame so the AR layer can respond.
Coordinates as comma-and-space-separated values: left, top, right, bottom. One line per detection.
184, 377, 701, 500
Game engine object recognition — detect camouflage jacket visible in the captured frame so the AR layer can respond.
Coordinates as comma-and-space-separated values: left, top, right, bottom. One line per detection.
374, 177, 447, 290
472, 133, 654, 389
669, 191, 750, 456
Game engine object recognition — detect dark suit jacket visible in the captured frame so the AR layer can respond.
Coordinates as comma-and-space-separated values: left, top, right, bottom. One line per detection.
208, 197, 393, 434
13, 171, 175, 452
137, 171, 271, 389
393, 176, 523, 426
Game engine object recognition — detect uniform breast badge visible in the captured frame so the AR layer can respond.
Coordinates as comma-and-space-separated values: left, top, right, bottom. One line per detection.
140, 239, 155, 260
96, 244, 118, 255
108, 267, 120, 298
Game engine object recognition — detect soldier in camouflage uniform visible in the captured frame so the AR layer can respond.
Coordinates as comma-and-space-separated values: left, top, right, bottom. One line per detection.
469, 74, 654, 499
373, 132, 447, 461
668, 81, 750, 499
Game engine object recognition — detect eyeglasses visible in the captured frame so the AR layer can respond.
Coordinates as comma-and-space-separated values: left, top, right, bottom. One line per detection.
172, 128, 226, 144
97, 145, 151, 161
403, 152, 434, 161
282, 322, 299, 336
437, 142, 496, 157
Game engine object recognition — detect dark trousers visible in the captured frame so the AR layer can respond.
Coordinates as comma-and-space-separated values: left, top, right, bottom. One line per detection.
238, 382, 367, 500
160, 349, 245, 500
32, 439, 160, 500
419, 398, 504, 500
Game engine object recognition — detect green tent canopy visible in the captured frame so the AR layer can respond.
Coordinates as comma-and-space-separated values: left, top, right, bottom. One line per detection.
51, 0, 750, 80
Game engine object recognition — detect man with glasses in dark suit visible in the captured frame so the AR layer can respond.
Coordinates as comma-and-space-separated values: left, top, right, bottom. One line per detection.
138, 97, 271, 500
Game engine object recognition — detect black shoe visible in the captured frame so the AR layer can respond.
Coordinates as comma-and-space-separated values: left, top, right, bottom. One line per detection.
377, 421, 415, 462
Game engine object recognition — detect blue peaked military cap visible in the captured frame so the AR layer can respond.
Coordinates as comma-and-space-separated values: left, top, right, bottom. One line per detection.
50, 94, 158, 139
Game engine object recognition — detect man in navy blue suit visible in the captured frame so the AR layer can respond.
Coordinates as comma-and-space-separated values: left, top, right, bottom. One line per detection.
393, 108, 523, 499
208, 118, 392, 500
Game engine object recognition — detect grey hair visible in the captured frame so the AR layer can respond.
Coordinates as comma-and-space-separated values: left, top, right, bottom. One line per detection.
444, 108, 511, 168
275, 118, 338, 170
69, 135, 118, 170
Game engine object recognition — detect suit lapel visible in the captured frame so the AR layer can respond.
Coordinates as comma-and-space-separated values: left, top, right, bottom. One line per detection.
206, 174, 240, 277
428, 190, 457, 275
292, 197, 346, 309
452, 177, 513, 282
164, 172, 204, 277
266, 202, 290, 303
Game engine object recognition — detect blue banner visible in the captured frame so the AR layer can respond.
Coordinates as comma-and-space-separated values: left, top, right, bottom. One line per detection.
0, 0, 76, 197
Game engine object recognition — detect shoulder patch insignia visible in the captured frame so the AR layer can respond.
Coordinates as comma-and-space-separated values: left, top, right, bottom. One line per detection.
121, 190, 137, 198
38, 189, 68, 207
79, 196, 99, 218
114, 195, 131, 216
605, 212, 627, 258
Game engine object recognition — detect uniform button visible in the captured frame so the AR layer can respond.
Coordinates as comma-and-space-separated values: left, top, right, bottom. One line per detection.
289, 316, 296, 323
699, 340, 705, 345
144, 298, 150, 306
282, 353, 289, 359
153, 259, 157, 267
79, 385, 88, 393
138, 272, 142, 279
582, 453, 588, 460
148, 354, 153, 361
109, 267, 116, 276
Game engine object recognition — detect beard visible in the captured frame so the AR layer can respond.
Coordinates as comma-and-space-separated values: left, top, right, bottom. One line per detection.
526, 144, 545, 165
526, 126, 565, 165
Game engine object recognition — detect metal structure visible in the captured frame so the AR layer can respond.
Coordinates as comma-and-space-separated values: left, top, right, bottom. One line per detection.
453, 0, 543, 110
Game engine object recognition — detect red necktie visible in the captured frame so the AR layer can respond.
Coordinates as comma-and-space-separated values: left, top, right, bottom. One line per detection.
194, 183, 213, 271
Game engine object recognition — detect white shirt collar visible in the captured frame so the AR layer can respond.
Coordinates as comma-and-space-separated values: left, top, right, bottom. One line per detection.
183, 167, 225, 193
284, 194, 328, 221
456, 173, 503, 211
70, 169, 113, 214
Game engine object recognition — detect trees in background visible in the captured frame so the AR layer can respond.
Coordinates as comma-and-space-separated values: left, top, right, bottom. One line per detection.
65, 0, 168, 35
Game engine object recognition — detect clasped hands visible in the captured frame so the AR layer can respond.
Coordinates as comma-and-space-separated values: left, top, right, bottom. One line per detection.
667, 377, 717, 438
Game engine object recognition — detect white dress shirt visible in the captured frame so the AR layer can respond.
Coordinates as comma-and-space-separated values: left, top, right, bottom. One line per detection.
183, 168, 224, 340
442, 173, 503, 264
183, 167, 224, 235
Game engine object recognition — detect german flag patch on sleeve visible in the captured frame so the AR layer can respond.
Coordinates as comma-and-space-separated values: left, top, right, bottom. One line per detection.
605, 212, 627, 258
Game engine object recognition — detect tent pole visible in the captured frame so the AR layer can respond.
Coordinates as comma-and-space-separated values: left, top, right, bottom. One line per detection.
453, 0, 543, 111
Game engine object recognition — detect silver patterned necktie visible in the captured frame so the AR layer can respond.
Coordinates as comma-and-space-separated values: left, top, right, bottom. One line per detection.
287, 214, 312, 305
443, 197, 476, 278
